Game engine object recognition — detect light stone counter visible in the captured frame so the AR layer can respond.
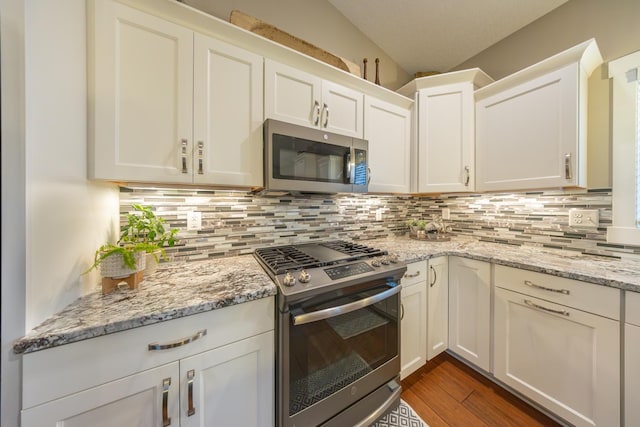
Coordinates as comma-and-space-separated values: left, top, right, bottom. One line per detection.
373, 235, 640, 292
13, 255, 276, 354
14, 236, 640, 354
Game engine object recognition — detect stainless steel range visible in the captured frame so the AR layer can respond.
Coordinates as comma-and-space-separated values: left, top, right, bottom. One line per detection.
254, 240, 407, 427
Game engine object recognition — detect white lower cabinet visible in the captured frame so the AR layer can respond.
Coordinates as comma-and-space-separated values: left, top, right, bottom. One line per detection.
400, 261, 427, 379
494, 266, 620, 427
626, 291, 640, 427
21, 298, 275, 427
427, 256, 448, 360
448, 257, 491, 371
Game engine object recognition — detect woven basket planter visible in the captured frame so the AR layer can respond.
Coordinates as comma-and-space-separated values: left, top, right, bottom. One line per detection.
99, 251, 146, 279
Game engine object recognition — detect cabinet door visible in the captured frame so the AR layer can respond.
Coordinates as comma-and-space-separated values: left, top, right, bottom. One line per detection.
427, 256, 448, 360
626, 323, 640, 427
494, 287, 620, 427
418, 83, 474, 192
321, 80, 363, 137
448, 257, 491, 371
193, 34, 263, 186
90, 0, 194, 183
400, 280, 427, 379
180, 331, 274, 427
264, 59, 322, 129
476, 64, 580, 191
364, 95, 411, 193
22, 362, 180, 427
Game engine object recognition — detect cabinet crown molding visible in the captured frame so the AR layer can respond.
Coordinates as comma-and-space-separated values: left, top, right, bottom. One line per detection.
397, 68, 494, 97
475, 38, 602, 101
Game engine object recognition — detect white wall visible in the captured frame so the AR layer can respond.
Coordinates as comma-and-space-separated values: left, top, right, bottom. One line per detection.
184, 0, 411, 89
2, 1, 119, 424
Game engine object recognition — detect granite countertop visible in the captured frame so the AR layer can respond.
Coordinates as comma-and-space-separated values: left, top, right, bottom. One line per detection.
374, 235, 640, 292
14, 236, 640, 355
13, 255, 276, 355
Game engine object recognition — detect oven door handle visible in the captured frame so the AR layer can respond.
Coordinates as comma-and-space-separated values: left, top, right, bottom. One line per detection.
291, 282, 401, 326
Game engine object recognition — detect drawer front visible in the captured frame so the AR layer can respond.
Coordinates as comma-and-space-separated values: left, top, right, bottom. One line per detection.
23, 297, 275, 409
627, 291, 640, 326
402, 260, 428, 287
494, 265, 619, 320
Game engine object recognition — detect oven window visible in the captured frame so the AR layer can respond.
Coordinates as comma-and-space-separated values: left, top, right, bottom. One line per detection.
287, 281, 399, 416
273, 133, 349, 183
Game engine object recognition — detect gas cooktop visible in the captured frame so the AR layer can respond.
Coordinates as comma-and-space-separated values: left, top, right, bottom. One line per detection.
254, 240, 406, 301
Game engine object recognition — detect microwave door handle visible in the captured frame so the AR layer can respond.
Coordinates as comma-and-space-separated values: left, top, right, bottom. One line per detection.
292, 283, 401, 326
347, 147, 355, 184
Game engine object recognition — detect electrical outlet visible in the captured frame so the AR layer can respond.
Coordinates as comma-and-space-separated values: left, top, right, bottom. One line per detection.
187, 211, 202, 231
569, 209, 599, 228
375, 208, 383, 221
441, 208, 451, 220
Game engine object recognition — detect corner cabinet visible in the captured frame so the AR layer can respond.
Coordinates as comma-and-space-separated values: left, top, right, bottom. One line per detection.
89, 0, 264, 186
475, 39, 602, 191
493, 266, 620, 427
364, 95, 412, 193
448, 256, 491, 371
21, 298, 275, 427
264, 59, 363, 138
397, 69, 493, 193
626, 291, 640, 427
400, 261, 428, 379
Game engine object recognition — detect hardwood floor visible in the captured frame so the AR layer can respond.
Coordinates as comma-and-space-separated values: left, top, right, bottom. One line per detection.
400, 352, 562, 427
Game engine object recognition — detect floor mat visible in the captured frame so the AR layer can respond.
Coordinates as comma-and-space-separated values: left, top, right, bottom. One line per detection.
371, 398, 428, 427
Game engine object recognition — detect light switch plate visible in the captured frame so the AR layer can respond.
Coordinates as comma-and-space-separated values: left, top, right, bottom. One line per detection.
187, 211, 202, 231
569, 209, 599, 228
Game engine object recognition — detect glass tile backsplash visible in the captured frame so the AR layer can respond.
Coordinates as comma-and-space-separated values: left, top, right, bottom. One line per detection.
119, 187, 640, 262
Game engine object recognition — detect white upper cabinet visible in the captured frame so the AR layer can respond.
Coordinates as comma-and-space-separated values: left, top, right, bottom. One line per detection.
89, 0, 263, 186
364, 95, 412, 193
265, 59, 363, 137
193, 34, 263, 186
475, 39, 602, 191
398, 69, 493, 193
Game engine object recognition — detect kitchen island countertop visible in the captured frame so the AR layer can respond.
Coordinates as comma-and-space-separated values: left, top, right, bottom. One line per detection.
14, 235, 640, 355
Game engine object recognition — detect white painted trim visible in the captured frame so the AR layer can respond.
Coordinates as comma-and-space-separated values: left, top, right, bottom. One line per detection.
607, 49, 640, 245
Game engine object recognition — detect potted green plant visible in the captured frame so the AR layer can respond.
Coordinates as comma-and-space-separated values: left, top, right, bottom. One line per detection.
86, 204, 178, 283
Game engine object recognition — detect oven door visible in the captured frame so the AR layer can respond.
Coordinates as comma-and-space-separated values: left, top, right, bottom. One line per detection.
279, 279, 401, 427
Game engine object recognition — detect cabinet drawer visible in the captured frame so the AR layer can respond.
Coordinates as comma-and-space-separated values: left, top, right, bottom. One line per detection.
627, 291, 640, 326
494, 265, 619, 320
402, 261, 427, 287
23, 297, 274, 410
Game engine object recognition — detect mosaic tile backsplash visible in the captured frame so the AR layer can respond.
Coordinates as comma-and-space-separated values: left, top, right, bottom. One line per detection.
119, 187, 640, 262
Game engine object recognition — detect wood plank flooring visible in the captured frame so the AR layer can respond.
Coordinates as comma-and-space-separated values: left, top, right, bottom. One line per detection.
401, 352, 563, 427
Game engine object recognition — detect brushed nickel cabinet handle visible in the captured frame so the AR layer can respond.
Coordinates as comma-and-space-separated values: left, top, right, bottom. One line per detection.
367, 167, 371, 184
400, 303, 405, 320
197, 141, 204, 175
162, 377, 172, 426
313, 100, 321, 126
181, 139, 188, 174
565, 153, 572, 180
187, 369, 196, 416
430, 265, 437, 287
464, 166, 470, 186
524, 280, 570, 295
148, 329, 207, 351
524, 299, 570, 317
404, 270, 421, 279
323, 103, 329, 128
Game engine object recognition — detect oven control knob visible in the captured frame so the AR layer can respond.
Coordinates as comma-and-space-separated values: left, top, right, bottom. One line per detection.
380, 256, 390, 265
388, 254, 399, 264
298, 270, 311, 283
282, 272, 296, 287
371, 258, 381, 267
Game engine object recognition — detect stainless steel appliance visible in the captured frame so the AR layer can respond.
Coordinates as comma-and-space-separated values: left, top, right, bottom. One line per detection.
264, 119, 369, 194
254, 240, 406, 427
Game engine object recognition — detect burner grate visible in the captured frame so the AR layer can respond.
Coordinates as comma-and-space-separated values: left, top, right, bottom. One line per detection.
255, 246, 320, 275
320, 241, 384, 257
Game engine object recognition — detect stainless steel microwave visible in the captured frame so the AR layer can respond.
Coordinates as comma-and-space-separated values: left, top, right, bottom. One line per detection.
264, 119, 368, 194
